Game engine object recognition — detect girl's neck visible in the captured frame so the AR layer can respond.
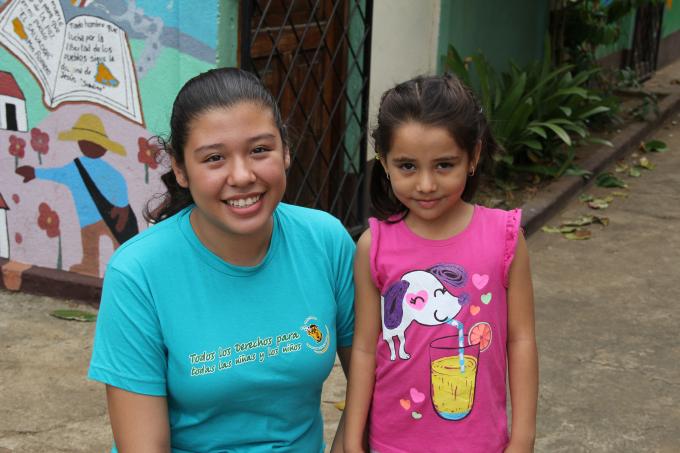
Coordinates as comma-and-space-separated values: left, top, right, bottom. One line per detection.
190, 210, 273, 267
404, 200, 474, 241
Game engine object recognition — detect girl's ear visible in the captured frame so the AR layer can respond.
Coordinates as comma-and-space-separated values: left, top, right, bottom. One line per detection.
283, 145, 291, 170
470, 141, 482, 173
171, 157, 189, 188
378, 152, 389, 175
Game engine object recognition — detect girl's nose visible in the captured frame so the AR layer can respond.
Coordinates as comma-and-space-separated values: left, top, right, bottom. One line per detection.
416, 171, 437, 193
227, 157, 256, 186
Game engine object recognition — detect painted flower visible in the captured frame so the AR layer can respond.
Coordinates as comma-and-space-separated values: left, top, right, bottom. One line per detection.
30, 128, 49, 164
37, 202, 60, 238
12, 194, 20, 204
15, 233, 22, 244
37, 202, 63, 270
137, 137, 160, 169
138, 137, 160, 184
8, 135, 26, 158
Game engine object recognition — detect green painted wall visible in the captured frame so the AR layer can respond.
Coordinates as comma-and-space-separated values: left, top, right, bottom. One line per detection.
217, 0, 240, 68
596, 3, 680, 60
437, 0, 550, 73
595, 11, 636, 60
662, 3, 680, 37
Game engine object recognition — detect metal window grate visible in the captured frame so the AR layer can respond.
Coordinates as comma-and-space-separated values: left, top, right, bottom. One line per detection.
626, 2, 665, 81
240, 0, 373, 237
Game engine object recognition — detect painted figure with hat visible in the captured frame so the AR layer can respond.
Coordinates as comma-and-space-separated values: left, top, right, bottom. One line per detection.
16, 113, 138, 277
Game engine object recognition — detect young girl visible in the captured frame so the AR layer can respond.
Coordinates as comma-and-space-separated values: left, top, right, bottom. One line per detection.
344, 74, 538, 453
89, 68, 355, 452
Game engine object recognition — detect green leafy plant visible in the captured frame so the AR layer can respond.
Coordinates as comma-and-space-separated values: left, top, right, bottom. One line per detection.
445, 40, 613, 182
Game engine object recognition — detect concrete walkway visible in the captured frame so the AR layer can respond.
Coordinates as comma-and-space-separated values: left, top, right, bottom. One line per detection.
530, 113, 680, 452
2, 94, 680, 453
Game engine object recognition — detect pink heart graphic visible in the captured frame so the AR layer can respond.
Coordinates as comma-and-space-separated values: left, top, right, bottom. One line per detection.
470, 305, 481, 316
472, 273, 489, 290
410, 388, 425, 403
400, 399, 411, 410
406, 290, 428, 311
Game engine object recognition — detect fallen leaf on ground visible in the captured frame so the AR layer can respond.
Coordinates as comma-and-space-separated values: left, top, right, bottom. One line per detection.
641, 140, 668, 153
542, 225, 578, 234
563, 229, 592, 240
50, 309, 97, 322
611, 191, 628, 198
595, 172, 628, 188
638, 157, 655, 170
629, 167, 641, 177
560, 215, 609, 227
579, 193, 594, 202
615, 162, 629, 173
588, 198, 612, 209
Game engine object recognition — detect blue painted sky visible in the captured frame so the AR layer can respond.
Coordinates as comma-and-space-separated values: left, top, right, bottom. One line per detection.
136, 0, 217, 49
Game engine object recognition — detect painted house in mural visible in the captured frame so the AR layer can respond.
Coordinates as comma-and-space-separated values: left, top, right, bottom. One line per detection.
0, 71, 27, 131
0, 193, 8, 259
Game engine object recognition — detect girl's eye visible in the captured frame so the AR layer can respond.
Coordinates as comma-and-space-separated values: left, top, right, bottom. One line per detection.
437, 162, 454, 169
204, 154, 223, 163
252, 146, 269, 155
399, 163, 415, 171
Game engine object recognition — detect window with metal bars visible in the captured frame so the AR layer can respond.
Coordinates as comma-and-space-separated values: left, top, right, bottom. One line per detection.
240, 0, 373, 237
626, 2, 665, 81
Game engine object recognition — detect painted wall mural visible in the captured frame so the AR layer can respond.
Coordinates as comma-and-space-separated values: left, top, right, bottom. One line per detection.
0, 0, 218, 289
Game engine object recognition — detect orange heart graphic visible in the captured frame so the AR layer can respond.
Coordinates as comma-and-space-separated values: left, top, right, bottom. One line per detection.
470, 305, 481, 316
399, 399, 411, 410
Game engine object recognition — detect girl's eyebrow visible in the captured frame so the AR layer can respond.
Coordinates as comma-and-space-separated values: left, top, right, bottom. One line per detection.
390, 155, 461, 163
389, 156, 415, 163
192, 143, 225, 154
192, 133, 277, 154
434, 155, 462, 163
246, 133, 277, 143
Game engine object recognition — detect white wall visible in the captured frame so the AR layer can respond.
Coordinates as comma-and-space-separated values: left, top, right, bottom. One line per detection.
367, 0, 440, 157
0, 210, 9, 259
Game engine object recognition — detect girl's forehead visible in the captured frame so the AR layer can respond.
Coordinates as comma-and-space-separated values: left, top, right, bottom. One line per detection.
389, 122, 467, 157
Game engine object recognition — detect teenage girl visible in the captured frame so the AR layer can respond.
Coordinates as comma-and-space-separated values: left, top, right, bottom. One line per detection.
344, 74, 538, 453
89, 68, 355, 452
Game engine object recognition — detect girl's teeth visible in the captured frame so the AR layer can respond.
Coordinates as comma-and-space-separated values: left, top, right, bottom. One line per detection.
228, 195, 260, 208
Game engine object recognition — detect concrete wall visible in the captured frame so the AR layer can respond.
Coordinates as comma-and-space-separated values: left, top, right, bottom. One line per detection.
367, 0, 440, 157
0, 0, 231, 288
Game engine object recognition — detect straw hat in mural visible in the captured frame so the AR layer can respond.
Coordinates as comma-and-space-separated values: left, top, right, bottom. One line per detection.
58, 113, 126, 156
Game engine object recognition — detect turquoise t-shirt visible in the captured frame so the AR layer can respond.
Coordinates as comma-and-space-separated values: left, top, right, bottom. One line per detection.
88, 203, 355, 452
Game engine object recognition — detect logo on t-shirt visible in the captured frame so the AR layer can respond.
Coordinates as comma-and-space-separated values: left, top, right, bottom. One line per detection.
301, 316, 330, 354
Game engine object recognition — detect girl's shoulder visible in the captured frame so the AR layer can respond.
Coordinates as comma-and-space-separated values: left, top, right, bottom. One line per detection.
107, 207, 189, 273
277, 202, 347, 235
276, 203, 355, 256
472, 204, 522, 232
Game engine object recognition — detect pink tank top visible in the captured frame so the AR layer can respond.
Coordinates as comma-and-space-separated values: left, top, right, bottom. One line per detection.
368, 205, 521, 453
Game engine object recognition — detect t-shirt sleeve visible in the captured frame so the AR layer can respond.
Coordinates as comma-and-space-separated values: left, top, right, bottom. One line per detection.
503, 208, 522, 288
88, 265, 167, 396
332, 225, 356, 348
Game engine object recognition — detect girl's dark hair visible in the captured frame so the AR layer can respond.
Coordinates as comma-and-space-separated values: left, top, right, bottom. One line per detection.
144, 67, 287, 223
370, 73, 501, 221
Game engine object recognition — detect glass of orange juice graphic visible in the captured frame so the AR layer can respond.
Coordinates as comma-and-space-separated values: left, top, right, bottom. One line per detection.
429, 336, 480, 420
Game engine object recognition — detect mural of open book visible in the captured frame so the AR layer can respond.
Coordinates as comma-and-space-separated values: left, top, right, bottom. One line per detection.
0, 0, 143, 124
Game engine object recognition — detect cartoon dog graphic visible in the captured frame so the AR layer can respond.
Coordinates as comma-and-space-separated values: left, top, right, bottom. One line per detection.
381, 264, 469, 361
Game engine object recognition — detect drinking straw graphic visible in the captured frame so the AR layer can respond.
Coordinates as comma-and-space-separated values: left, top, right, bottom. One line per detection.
447, 319, 466, 373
